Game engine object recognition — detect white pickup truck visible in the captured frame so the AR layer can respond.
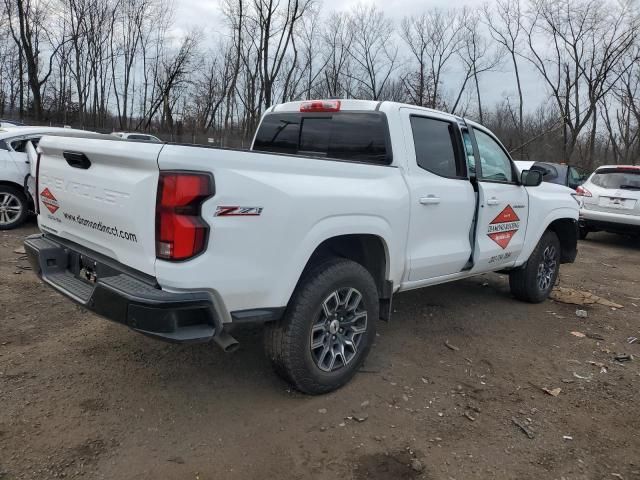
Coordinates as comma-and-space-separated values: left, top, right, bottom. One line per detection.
25, 100, 579, 394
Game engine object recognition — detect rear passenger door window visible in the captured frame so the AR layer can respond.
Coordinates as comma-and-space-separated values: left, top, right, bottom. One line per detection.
410, 116, 464, 178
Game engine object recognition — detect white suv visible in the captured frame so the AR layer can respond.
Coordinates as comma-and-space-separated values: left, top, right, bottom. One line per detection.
577, 165, 640, 239
110, 132, 161, 143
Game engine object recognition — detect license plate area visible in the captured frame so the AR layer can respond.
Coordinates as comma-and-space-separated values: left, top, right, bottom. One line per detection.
69, 252, 99, 285
599, 197, 636, 210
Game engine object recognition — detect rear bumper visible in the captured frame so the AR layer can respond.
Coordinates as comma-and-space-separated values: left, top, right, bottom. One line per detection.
580, 208, 640, 233
24, 234, 222, 343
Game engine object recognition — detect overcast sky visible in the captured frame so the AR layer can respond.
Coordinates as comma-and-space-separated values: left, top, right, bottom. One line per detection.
173, 0, 548, 111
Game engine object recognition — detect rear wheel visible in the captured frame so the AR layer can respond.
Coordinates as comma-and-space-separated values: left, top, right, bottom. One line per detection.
509, 230, 561, 303
0, 185, 28, 230
265, 258, 378, 395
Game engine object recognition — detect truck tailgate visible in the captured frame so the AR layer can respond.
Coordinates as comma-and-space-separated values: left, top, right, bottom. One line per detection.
36, 136, 163, 276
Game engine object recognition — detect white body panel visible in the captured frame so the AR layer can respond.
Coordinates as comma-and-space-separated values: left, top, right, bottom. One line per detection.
37, 136, 162, 276
155, 145, 409, 312
579, 166, 640, 228
0, 149, 29, 187
0, 127, 98, 201
33, 101, 579, 320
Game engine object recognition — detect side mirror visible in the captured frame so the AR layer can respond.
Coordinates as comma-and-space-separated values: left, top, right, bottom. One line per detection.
521, 169, 543, 187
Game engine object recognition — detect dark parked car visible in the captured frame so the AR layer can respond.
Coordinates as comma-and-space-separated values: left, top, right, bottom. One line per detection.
515, 161, 589, 190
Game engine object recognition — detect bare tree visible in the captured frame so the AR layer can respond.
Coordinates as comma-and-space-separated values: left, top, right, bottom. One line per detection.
400, 9, 465, 108
319, 11, 353, 98
483, 0, 525, 142
601, 49, 640, 165
347, 4, 397, 100
3, 0, 68, 119
254, 0, 313, 109
524, 0, 638, 162
451, 9, 503, 121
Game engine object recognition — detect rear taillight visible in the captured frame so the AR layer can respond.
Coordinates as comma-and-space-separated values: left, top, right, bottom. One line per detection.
299, 100, 341, 112
156, 172, 213, 261
575, 185, 592, 197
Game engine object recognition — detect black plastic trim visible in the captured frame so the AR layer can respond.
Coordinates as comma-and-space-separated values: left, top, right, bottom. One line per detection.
24, 234, 220, 343
230, 307, 285, 324
580, 218, 640, 235
44, 233, 157, 286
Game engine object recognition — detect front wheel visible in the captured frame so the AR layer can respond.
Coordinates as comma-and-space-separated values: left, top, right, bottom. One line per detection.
264, 258, 378, 395
509, 230, 561, 303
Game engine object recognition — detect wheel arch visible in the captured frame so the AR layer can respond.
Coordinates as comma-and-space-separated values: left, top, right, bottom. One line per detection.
547, 217, 578, 264
299, 233, 391, 298
0, 179, 27, 192
516, 208, 578, 267
0, 180, 30, 205
282, 229, 395, 322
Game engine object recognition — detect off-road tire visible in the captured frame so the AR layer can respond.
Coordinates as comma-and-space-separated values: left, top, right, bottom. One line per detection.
0, 185, 28, 230
265, 258, 378, 395
509, 230, 561, 303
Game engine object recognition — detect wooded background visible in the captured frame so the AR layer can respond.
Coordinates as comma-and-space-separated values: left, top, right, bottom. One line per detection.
1, 0, 639, 168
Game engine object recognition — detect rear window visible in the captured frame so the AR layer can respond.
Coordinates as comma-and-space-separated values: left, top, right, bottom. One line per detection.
253, 112, 391, 165
591, 168, 640, 190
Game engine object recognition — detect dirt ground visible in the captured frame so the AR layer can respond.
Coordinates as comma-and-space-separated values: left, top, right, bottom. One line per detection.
1, 222, 639, 480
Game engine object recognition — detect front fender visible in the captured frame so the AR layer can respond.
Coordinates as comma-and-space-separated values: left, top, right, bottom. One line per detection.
515, 207, 579, 267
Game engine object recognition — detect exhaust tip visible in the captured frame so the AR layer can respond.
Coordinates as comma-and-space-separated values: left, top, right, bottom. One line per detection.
213, 330, 239, 353
224, 342, 240, 353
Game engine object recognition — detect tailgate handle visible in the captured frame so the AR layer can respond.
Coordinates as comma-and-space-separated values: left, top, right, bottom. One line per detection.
63, 151, 91, 169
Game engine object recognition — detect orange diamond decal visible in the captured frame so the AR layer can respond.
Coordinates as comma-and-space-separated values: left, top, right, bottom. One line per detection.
40, 188, 59, 214
487, 205, 520, 249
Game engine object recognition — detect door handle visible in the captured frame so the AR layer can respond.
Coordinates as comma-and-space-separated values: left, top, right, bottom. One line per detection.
419, 195, 441, 205
63, 151, 91, 169
486, 197, 500, 206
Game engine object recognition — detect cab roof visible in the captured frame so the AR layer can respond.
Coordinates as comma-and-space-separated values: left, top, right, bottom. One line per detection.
0, 126, 94, 139
270, 99, 463, 122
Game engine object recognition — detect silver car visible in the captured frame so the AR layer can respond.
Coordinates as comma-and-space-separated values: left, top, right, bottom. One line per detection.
578, 165, 640, 239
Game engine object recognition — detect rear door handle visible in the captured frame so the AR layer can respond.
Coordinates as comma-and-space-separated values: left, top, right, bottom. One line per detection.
419, 195, 441, 205
487, 197, 500, 206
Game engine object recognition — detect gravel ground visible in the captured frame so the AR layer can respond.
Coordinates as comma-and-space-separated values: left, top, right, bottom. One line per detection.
1, 222, 639, 480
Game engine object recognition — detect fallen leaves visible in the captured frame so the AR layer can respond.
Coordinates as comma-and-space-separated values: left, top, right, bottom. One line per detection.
551, 287, 623, 308
543, 387, 562, 397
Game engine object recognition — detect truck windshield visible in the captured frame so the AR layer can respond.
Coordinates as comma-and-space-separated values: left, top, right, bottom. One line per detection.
592, 168, 640, 190
253, 112, 391, 165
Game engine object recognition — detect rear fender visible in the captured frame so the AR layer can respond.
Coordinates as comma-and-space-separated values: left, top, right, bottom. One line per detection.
273, 215, 399, 308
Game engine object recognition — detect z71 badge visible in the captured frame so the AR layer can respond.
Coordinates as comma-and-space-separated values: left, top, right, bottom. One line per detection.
487, 205, 520, 249
215, 206, 263, 217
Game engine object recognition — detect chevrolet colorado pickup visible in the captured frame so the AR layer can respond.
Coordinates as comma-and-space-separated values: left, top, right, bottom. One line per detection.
25, 100, 579, 394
